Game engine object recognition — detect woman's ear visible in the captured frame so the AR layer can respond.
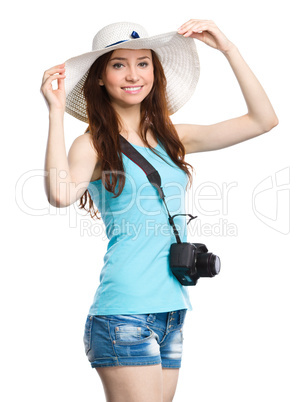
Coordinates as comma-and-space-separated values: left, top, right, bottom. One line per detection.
98, 79, 104, 86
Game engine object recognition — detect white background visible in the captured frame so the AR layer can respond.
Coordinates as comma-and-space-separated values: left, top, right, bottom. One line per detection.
2, 0, 303, 401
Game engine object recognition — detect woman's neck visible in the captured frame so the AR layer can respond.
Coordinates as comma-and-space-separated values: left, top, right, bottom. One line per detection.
113, 103, 142, 136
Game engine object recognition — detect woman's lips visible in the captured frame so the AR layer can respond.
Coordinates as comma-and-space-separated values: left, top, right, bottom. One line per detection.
121, 86, 143, 94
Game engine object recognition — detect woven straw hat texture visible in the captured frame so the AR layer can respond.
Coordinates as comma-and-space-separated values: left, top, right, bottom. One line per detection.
65, 22, 200, 122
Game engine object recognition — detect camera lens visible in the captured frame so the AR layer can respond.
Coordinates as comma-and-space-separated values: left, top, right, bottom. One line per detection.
196, 252, 221, 277
211, 254, 221, 276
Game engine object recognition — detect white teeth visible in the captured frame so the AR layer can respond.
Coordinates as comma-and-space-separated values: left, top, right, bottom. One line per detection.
123, 86, 142, 91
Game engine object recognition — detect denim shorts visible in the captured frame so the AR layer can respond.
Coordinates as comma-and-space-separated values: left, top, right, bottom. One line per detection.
83, 309, 187, 368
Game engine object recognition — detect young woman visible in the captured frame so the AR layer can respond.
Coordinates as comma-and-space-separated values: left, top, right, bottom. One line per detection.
41, 19, 278, 402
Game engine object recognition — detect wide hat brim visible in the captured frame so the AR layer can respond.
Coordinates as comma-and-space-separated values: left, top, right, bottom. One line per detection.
65, 31, 200, 122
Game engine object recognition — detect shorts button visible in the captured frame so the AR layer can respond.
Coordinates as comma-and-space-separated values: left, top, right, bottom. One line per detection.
89, 316, 93, 320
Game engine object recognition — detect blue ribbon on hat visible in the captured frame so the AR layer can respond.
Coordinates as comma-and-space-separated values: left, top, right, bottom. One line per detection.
131, 31, 140, 39
106, 31, 140, 48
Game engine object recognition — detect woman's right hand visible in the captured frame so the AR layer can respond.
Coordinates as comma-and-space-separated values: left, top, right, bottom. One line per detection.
40, 63, 66, 112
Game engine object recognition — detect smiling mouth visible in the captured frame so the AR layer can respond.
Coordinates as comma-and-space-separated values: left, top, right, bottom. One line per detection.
121, 86, 143, 93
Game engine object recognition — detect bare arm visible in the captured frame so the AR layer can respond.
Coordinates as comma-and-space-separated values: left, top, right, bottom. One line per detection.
41, 64, 98, 207
176, 20, 278, 154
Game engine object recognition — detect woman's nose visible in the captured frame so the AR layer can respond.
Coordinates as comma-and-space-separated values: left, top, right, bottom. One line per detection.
126, 66, 139, 82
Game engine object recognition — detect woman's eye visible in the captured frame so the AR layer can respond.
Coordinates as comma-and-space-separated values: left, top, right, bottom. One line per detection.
112, 62, 148, 69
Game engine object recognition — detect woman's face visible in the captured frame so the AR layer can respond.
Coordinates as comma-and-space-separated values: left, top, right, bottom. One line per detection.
99, 48, 154, 108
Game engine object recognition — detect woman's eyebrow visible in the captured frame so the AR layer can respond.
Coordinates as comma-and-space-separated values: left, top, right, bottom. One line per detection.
109, 56, 151, 61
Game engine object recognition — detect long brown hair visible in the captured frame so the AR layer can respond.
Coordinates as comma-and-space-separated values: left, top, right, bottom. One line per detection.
79, 50, 194, 219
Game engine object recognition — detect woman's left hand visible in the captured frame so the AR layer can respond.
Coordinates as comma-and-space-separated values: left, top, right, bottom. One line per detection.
178, 19, 234, 54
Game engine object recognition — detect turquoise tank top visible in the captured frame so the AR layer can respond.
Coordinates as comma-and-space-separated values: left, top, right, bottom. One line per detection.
87, 140, 192, 315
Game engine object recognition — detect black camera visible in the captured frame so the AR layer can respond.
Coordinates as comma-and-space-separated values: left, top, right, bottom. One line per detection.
169, 242, 221, 286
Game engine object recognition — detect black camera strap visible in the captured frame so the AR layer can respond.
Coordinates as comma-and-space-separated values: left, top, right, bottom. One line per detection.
119, 134, 197, 244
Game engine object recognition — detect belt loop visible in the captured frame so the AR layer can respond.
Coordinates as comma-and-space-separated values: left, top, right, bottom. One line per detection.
147, 314, 156, 324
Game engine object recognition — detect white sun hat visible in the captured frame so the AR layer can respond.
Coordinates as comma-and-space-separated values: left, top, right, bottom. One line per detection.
65, 21, 200, 122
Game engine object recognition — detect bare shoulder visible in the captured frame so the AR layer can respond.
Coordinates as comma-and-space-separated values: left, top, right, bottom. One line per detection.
69, 132, 97, 157
68, 132, 99, 184
68, 132, 100, 172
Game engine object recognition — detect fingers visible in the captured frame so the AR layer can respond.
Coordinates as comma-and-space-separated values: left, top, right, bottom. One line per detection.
44, 63, 65, 75
40, 62, 67, 112
178, 19, 215, 31
178, 19, 216, 37
41, 63, 66, 93
43, 72, 66, 88
42, 63, 66, 84
57, 72, 66, 91
41, 74, 66, 96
